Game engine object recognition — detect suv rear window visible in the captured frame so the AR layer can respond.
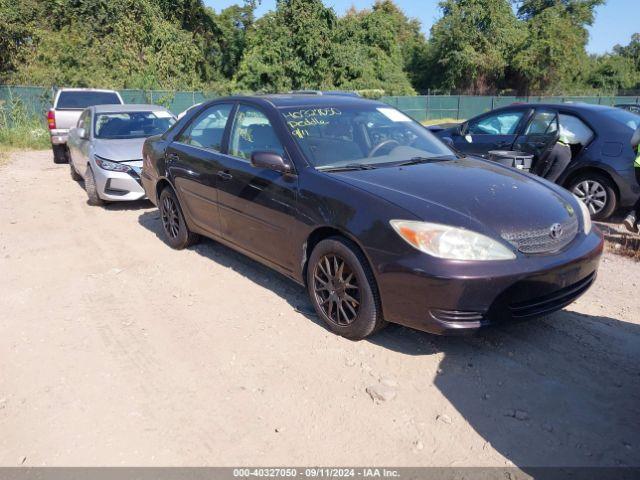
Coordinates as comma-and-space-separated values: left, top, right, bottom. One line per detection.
56, 91, 121, 110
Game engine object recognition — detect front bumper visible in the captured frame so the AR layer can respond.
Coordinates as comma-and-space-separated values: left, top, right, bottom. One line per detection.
373, 229, 604, 335
92, 163, 146, 202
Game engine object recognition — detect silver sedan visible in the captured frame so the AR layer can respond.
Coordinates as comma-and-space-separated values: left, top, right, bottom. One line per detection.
67, 104, 176, 205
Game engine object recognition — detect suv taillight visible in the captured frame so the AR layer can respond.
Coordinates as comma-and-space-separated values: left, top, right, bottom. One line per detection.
47, 109, 56, 130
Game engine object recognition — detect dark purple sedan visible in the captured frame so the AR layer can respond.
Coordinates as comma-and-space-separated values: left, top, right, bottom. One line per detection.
141, 94, 603, 339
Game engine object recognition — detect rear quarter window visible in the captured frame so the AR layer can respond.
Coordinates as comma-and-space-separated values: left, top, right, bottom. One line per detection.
56, 91, 122, 110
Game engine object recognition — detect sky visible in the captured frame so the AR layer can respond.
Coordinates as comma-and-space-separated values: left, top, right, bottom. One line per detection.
205, 0, 638, 54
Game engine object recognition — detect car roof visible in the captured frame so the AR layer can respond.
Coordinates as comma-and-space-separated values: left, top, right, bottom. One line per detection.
92, 104, 171, 114
207, 94, 387, 109
494, 102, 619, 114
57, 88, 120, 93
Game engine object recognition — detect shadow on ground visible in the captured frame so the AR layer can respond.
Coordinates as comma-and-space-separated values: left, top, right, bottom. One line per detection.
138, 209, 640, 468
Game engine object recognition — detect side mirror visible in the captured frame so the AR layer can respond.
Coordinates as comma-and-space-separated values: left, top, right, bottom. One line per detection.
251, 151, 292, 174
77, 127, 88, 139
457, 122, 467, 135
631, 126, 640, 150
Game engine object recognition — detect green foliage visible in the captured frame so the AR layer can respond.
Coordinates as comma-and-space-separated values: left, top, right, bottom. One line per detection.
426, 0, 524, 93
0, 0, 638, 97
0, 94, 49, 151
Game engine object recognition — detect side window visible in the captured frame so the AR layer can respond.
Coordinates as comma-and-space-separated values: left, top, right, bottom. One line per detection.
77, 110, 88, 129
559, 114, 594, 145
468, 111, 524, 135
229, 105, 284, 161
177, 104, 233, 151
525, 110, 559, 135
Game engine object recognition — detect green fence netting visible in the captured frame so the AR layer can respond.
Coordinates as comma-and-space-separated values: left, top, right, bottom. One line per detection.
1, 85, 639, 127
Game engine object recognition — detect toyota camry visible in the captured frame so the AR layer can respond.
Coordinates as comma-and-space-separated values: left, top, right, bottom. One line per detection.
141, 94, 603, 339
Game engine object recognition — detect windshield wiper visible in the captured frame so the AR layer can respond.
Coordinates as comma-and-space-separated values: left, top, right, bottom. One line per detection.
317, 163, 377, 172
393, 155, 456, 166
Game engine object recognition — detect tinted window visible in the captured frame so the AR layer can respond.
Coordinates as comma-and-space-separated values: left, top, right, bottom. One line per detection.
56, 91, 121, 110
94, 111, 175, 139
468, 111, 524, 135
230, 105, 284, 161
559, 114, 594, 145
525, 110, 558, 135
280, 105, 453, 168
177, 104, 233, 151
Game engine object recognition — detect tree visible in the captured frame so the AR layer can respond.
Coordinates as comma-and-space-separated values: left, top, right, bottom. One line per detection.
425, 0, 523, 94
512, 0, 604, 93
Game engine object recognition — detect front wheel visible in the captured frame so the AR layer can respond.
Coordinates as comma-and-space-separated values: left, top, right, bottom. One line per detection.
84, 166, 105, 206
307, 237, 386, 340
568, 173, 617, 220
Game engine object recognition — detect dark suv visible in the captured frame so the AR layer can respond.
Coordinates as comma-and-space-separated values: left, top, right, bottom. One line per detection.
431, 103, 640, 220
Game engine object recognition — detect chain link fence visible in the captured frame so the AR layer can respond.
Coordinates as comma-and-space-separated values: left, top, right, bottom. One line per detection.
2, 85, 640, 127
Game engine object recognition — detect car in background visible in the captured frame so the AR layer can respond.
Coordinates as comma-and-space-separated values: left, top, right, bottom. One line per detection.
431, 103, 640, 220
47, 88, 123, 164
67, 104, 175, 206
141, 95, 602, 339
615, 104, 640, 115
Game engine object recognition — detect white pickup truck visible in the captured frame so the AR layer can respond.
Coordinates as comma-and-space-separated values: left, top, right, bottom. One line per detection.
48, 88, 123, 163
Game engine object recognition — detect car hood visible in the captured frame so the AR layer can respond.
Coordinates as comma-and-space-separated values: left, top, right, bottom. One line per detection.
331, 157, 578, 239
93, 138, 146, 162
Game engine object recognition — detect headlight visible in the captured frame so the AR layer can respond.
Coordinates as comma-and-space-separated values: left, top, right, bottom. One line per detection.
390, 220, 516, 261
94, 155, 132, 173
572, 194, 592, 234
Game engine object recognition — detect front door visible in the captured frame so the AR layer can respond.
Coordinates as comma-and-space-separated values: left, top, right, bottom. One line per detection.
69, 109, 92, 174
513, 108, 560, 176
216, 104, 298, 271
453, 109, 529, 157
167, 103, 234, 235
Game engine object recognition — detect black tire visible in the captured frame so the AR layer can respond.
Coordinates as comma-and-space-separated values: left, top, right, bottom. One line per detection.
84, 166, 105, 206
52, 144, 68, 164
158, 186, 199, 249
306, 236, 386, 340
69, 160, 82, 181
568, 173, 617, 220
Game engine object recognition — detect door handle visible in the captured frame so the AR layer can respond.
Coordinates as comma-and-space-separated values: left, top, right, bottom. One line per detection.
217, 171, 233, 181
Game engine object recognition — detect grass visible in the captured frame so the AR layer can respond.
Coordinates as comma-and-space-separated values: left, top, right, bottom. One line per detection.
0, 96, 50, 165
421, 117, 462, 126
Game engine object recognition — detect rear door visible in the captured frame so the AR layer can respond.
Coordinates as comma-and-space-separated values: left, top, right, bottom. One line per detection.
454, 108, 530, 157
165, 103, 235, 236
513, 108, 560, 175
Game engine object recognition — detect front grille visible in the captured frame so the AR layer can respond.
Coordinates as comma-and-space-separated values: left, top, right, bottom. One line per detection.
508, 272, 596, 318
502, 216, 579, 254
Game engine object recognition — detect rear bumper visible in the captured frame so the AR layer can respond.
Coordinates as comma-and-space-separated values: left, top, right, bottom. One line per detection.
50, 129, 69, 145
373, 229, 604, 335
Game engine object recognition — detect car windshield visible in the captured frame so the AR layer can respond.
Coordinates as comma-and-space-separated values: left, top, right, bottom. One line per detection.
57, 91, 121, 110
601, 108, 640, 132
279, 104, 456, 169
94, 111, 175, 139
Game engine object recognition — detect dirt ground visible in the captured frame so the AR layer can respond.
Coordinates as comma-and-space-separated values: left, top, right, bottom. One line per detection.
1, 150, 639, 468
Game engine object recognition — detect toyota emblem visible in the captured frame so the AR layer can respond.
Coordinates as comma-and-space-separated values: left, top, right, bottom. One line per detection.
549, 223, 563, 239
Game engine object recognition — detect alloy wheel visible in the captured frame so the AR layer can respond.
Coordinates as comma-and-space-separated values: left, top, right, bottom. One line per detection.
572, 180, 607, 215
160, 195, 180, 239
313, 254, 360, 326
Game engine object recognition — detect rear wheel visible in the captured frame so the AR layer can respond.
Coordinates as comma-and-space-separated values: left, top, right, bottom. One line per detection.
84, 166, 105, 206
158, 187, 199, 249
52, 145, 68, 164
307, 236, 386, 340
569, 173, 617, 220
